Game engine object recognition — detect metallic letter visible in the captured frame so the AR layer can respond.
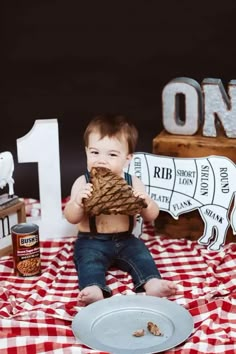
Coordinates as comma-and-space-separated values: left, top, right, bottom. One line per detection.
162, 77, 202, 135
202, 78, 236, 138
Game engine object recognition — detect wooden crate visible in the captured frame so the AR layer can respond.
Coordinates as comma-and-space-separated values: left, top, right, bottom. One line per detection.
153, 129, 236, 162
0, 199, 26, 256
152, 129, 236, 243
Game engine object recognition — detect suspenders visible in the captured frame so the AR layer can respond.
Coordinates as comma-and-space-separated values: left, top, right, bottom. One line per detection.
84, 170, 134, 234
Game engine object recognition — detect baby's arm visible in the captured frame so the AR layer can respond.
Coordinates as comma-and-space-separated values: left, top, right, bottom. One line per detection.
64, 176, 93, 224
132, 175, 159, 222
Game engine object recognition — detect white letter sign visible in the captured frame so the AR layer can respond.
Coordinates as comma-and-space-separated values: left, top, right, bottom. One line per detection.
17, 119, 77, 239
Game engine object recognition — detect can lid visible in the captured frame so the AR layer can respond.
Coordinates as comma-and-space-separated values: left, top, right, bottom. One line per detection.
11, 223, 39, 234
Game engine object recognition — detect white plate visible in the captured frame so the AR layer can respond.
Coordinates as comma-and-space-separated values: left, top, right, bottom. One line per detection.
72, 295, 194, 354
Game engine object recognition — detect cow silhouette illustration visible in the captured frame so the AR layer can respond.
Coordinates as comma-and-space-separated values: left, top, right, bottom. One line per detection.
127, 152, 236, 251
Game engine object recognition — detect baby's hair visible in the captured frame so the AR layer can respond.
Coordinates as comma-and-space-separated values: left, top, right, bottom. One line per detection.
84, 114, 138, 153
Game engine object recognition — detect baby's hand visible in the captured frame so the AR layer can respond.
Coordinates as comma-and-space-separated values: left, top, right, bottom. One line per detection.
75, 183, 93, 207
133, 189, 149, 204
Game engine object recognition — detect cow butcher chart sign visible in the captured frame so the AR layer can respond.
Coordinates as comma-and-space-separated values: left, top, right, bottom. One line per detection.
127, 152, 236, 251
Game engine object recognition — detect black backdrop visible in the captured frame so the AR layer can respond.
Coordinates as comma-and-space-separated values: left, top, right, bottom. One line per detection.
1, 1, 236, 199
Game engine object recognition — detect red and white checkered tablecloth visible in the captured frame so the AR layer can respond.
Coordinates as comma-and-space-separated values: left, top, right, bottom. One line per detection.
0, 222, 236, 354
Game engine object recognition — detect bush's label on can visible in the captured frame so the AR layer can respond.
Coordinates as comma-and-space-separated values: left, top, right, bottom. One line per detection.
19, 234, 39, 247
11, 223, 41, 277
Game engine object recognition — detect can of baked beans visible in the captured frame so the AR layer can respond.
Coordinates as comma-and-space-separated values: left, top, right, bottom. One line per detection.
11, 223, 41, 277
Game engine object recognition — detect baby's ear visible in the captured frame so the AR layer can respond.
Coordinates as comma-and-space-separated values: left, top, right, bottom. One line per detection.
125, 154, 133, 167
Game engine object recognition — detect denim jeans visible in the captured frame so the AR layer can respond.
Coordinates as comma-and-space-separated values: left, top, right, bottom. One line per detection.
74, 232, 161, 297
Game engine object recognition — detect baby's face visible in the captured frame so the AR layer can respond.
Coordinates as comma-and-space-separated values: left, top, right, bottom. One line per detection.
85, 132, 132, 175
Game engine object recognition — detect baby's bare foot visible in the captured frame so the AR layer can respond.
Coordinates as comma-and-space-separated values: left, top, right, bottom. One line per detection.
79, 285, 104, 305
144, 278, 177, 298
